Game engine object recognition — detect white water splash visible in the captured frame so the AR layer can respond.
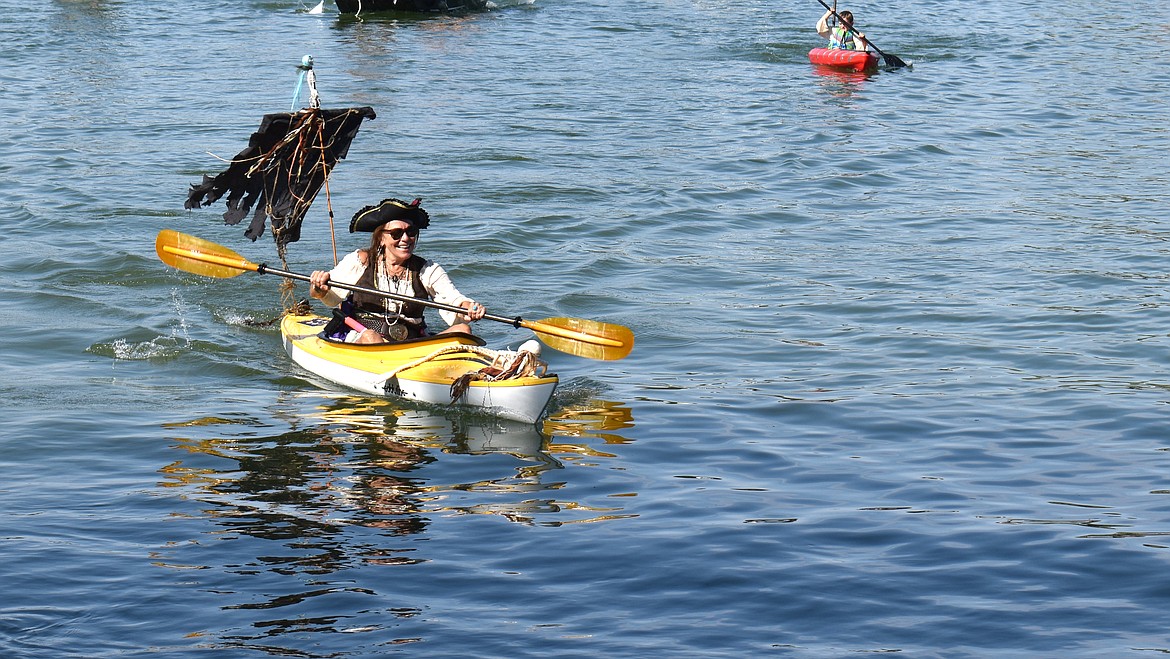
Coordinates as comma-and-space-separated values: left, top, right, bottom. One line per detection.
106, 337, 183, 360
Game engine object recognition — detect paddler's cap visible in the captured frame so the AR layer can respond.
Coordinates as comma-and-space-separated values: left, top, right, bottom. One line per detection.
349, 198, 430, 233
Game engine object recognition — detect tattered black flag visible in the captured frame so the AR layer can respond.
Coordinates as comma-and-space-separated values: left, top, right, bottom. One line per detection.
185, 106, 376, 250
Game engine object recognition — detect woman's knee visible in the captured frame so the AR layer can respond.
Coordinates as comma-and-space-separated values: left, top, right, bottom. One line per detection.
355, 329, 385, 344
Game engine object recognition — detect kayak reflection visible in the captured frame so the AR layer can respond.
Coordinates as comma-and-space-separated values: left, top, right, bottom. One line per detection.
159, 393, 639, 542
810, 63, 871, 103
153, 394, 637, 652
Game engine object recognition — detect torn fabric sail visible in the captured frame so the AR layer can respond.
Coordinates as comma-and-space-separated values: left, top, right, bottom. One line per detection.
185, 106, 377, 250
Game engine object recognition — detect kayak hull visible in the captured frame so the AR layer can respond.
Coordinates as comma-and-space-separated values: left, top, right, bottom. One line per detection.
808, 47, 879, 72
281, 313, 558, 424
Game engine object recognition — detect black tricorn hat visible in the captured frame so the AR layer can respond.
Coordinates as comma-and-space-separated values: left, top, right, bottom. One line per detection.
349, 198, 431, 233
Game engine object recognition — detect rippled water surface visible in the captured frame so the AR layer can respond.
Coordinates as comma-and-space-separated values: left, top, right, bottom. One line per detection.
3, 0, 1170, 656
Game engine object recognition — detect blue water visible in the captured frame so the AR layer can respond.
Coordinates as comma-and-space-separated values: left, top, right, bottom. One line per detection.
3, 0, 1170, 656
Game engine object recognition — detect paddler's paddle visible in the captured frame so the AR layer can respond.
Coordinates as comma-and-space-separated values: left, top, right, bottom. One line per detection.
814, 0, 908, 69
155, 229, 634, 361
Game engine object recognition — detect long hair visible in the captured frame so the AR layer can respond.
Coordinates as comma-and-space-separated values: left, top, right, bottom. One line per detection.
360, 224, 389, 274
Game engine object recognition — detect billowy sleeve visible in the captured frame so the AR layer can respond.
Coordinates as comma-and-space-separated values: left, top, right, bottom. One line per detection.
420, 260, 473, 327
318, 250, 366, 308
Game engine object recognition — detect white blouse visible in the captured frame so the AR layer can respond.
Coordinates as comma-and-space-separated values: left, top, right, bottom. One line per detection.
319, 250, 473, 328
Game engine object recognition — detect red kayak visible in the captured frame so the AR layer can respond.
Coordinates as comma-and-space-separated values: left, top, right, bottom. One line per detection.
808, 47, 879, 72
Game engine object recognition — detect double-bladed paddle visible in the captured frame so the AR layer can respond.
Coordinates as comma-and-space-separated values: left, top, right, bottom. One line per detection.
155, 229, 634, 361
814, 0, 909, 69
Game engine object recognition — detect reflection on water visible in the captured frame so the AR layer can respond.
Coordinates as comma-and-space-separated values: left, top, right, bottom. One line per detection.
542, 399, 636, 469
156, 393, 636, 560
152, 394, 635, 652
159, 394, 561, 541
809, 63, 871, 101
160, 394, 638, 529
303, 394, 554, 459
544, 399, 633, 439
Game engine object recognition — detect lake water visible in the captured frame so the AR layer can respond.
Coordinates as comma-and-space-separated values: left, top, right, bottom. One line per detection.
3, 0, 1170, 656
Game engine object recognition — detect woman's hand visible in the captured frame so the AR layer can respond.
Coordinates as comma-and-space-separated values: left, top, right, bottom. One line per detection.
463, 300, 486, 322
309, 271, 331, 299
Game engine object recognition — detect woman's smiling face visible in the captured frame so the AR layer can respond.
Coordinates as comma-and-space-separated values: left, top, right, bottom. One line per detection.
379, 220, 418, 262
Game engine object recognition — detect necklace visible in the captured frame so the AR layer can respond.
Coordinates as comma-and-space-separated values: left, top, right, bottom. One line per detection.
383, 258, 408, 282
378, 261, 409, 315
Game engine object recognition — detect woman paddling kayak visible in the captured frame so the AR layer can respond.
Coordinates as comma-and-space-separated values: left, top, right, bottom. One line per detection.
308, 198, 486, 344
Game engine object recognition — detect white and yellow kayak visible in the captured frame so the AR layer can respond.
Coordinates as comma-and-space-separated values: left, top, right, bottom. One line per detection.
280, 313, 558, 424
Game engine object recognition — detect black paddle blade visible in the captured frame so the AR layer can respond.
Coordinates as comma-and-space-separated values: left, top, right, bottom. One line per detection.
882, 52, 909, 68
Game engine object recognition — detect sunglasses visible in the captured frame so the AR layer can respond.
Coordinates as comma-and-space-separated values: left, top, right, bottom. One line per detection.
383, 226, 419, 240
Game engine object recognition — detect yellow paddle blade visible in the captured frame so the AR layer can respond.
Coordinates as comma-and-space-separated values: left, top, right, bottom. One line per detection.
155, 230, 258, 278
525, 317, 634, 361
